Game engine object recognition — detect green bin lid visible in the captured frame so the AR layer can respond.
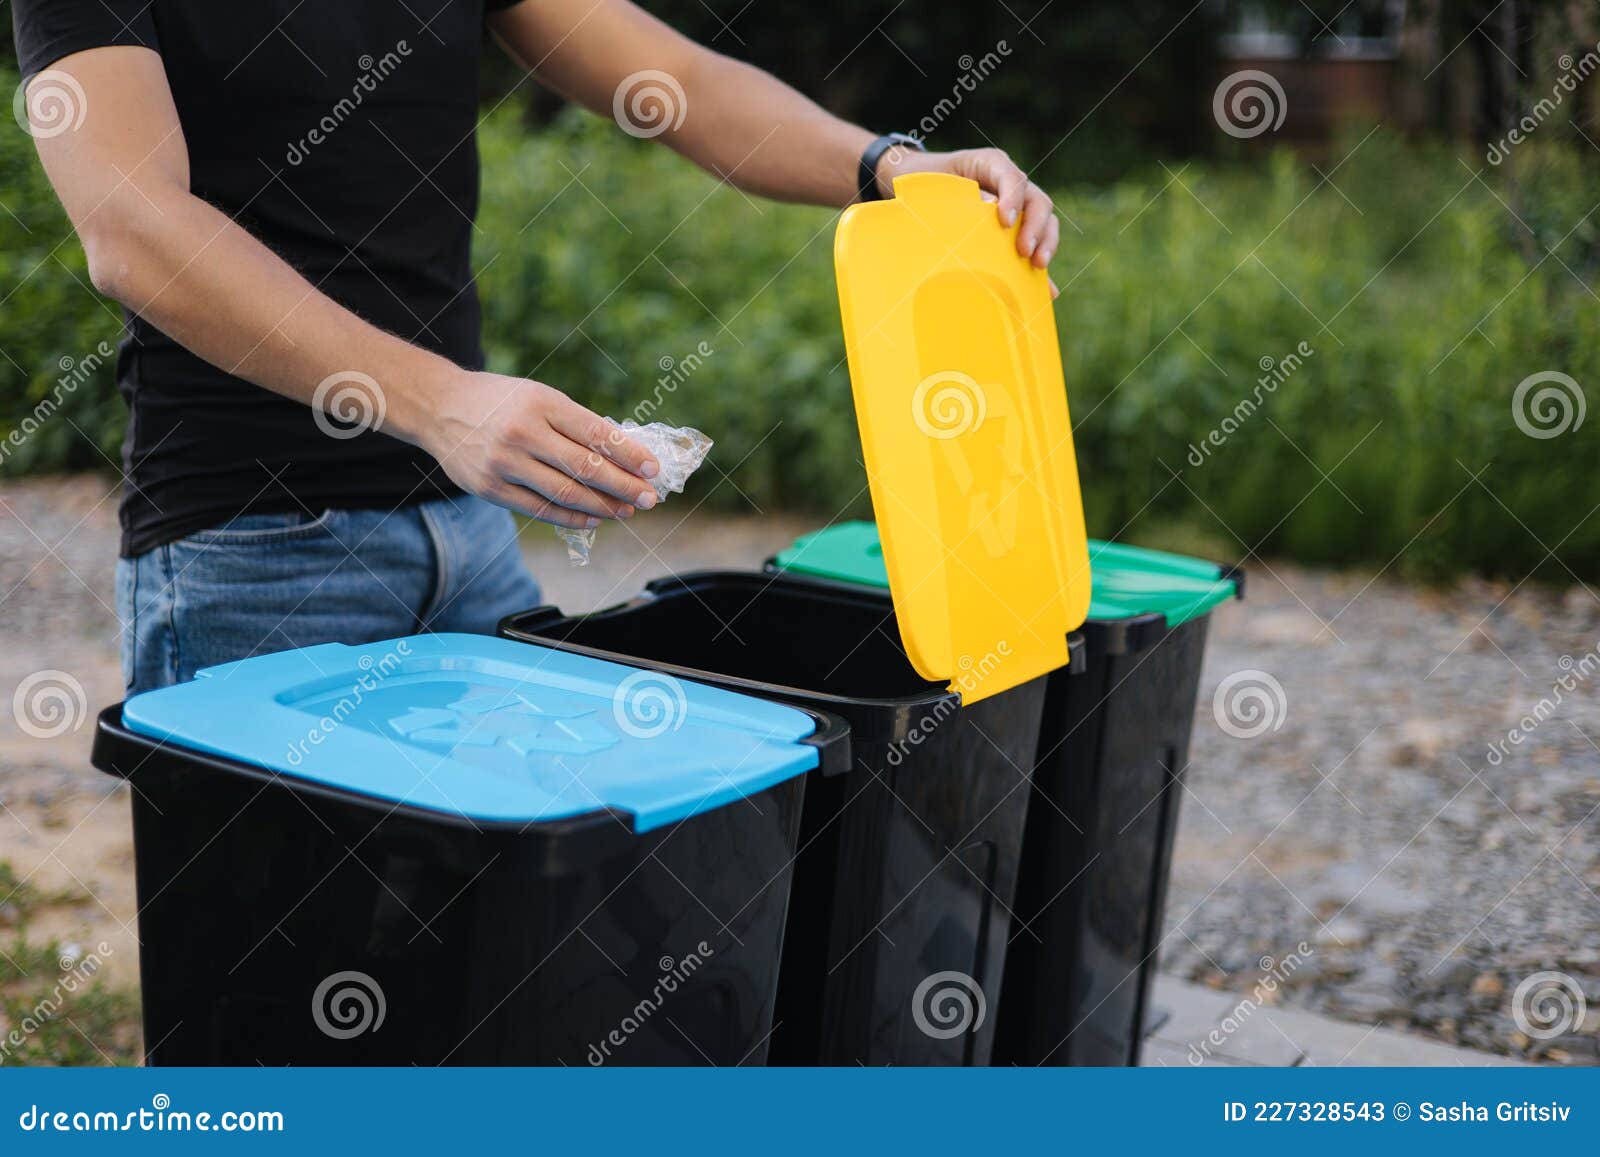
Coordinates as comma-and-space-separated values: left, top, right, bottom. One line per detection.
773, 521, 1239, 628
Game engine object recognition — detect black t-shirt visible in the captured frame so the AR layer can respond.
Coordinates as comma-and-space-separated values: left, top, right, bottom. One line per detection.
13, 0, 522, 556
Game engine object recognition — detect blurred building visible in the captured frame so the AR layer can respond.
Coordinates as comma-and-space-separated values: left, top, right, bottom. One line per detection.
1218, 1, 1405, 150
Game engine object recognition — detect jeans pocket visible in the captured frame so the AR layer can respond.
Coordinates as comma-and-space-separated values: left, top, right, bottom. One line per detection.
115, 557, 138, 691
181, 508, 339, 546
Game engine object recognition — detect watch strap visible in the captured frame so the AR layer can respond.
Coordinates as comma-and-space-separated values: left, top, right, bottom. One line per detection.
857, 132, 925, 202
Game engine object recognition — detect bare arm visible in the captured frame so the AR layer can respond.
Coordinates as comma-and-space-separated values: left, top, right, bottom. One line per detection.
29, 46, 659, 529
490, 0, 1061, 269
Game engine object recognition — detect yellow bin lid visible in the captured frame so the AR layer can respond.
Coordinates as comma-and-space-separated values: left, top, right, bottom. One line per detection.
833, 172, 1091, 703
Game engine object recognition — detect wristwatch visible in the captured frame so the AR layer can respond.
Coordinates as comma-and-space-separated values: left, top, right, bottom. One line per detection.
858, 132, 925, 202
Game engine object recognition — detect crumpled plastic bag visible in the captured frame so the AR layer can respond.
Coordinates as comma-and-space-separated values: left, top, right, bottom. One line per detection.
556, 419, 713, 565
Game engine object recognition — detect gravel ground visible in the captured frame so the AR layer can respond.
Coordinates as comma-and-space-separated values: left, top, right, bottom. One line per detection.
2, 473, 1598, 1064
1172, 561, 1600, 1064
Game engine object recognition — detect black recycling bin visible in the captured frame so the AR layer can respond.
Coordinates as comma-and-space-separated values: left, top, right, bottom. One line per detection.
996, 540, 1242, 1066
771, 524, 1243, 1067
91, 632, 846, 1066
500, 571, 1063, 1066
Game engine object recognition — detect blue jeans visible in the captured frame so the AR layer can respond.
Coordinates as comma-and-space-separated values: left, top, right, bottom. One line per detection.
116, 496, 541, 694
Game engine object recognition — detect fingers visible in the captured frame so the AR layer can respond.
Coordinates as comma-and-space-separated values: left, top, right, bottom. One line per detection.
502, 456, 636, 522
958, 149, 1060, 270
487, 482, 600, 531
543, 430, 661, 511
552, 405, 659, 482
1027, 205, 1061, 269
971, 149, 1028, 231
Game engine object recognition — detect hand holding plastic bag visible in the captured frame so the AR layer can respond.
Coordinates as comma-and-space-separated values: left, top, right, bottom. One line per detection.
556, 420, 713, 564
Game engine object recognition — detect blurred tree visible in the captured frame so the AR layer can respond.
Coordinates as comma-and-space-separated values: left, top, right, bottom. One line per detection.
488, 0, 1228, 183
12, 2, 1598, 163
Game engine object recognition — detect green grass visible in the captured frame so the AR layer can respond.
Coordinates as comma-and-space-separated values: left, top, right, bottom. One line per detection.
4, 79, 1598, 579
0, 862, 141, 1066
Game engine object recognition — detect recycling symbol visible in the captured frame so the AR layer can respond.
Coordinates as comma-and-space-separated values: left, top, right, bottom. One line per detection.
388, 688, 616, 757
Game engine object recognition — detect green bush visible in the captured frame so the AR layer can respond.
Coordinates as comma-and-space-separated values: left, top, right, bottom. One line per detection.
5, 85, 1598, 578
0, 95, 124, 475
475, 113, 1600, 578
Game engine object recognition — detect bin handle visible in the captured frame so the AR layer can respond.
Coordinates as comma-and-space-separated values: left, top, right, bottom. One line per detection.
498, 605, 571, 636
641, 570, 741, 598
800, 709, 852, 777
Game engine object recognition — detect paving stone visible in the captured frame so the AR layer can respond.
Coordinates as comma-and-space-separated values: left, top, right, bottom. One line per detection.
1147, 975, 1238, 1049
1202, 1007, 1308, 1067
1254, 1007, 1533, 1068
1140, 976, 1536, 1068
1139, 1038, 1244, 1067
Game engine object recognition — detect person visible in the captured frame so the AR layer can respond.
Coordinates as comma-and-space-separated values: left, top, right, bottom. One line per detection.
12, 0, 1061, 693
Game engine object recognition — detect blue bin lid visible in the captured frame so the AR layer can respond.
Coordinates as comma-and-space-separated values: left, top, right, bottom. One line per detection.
120, 634, 822, 833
